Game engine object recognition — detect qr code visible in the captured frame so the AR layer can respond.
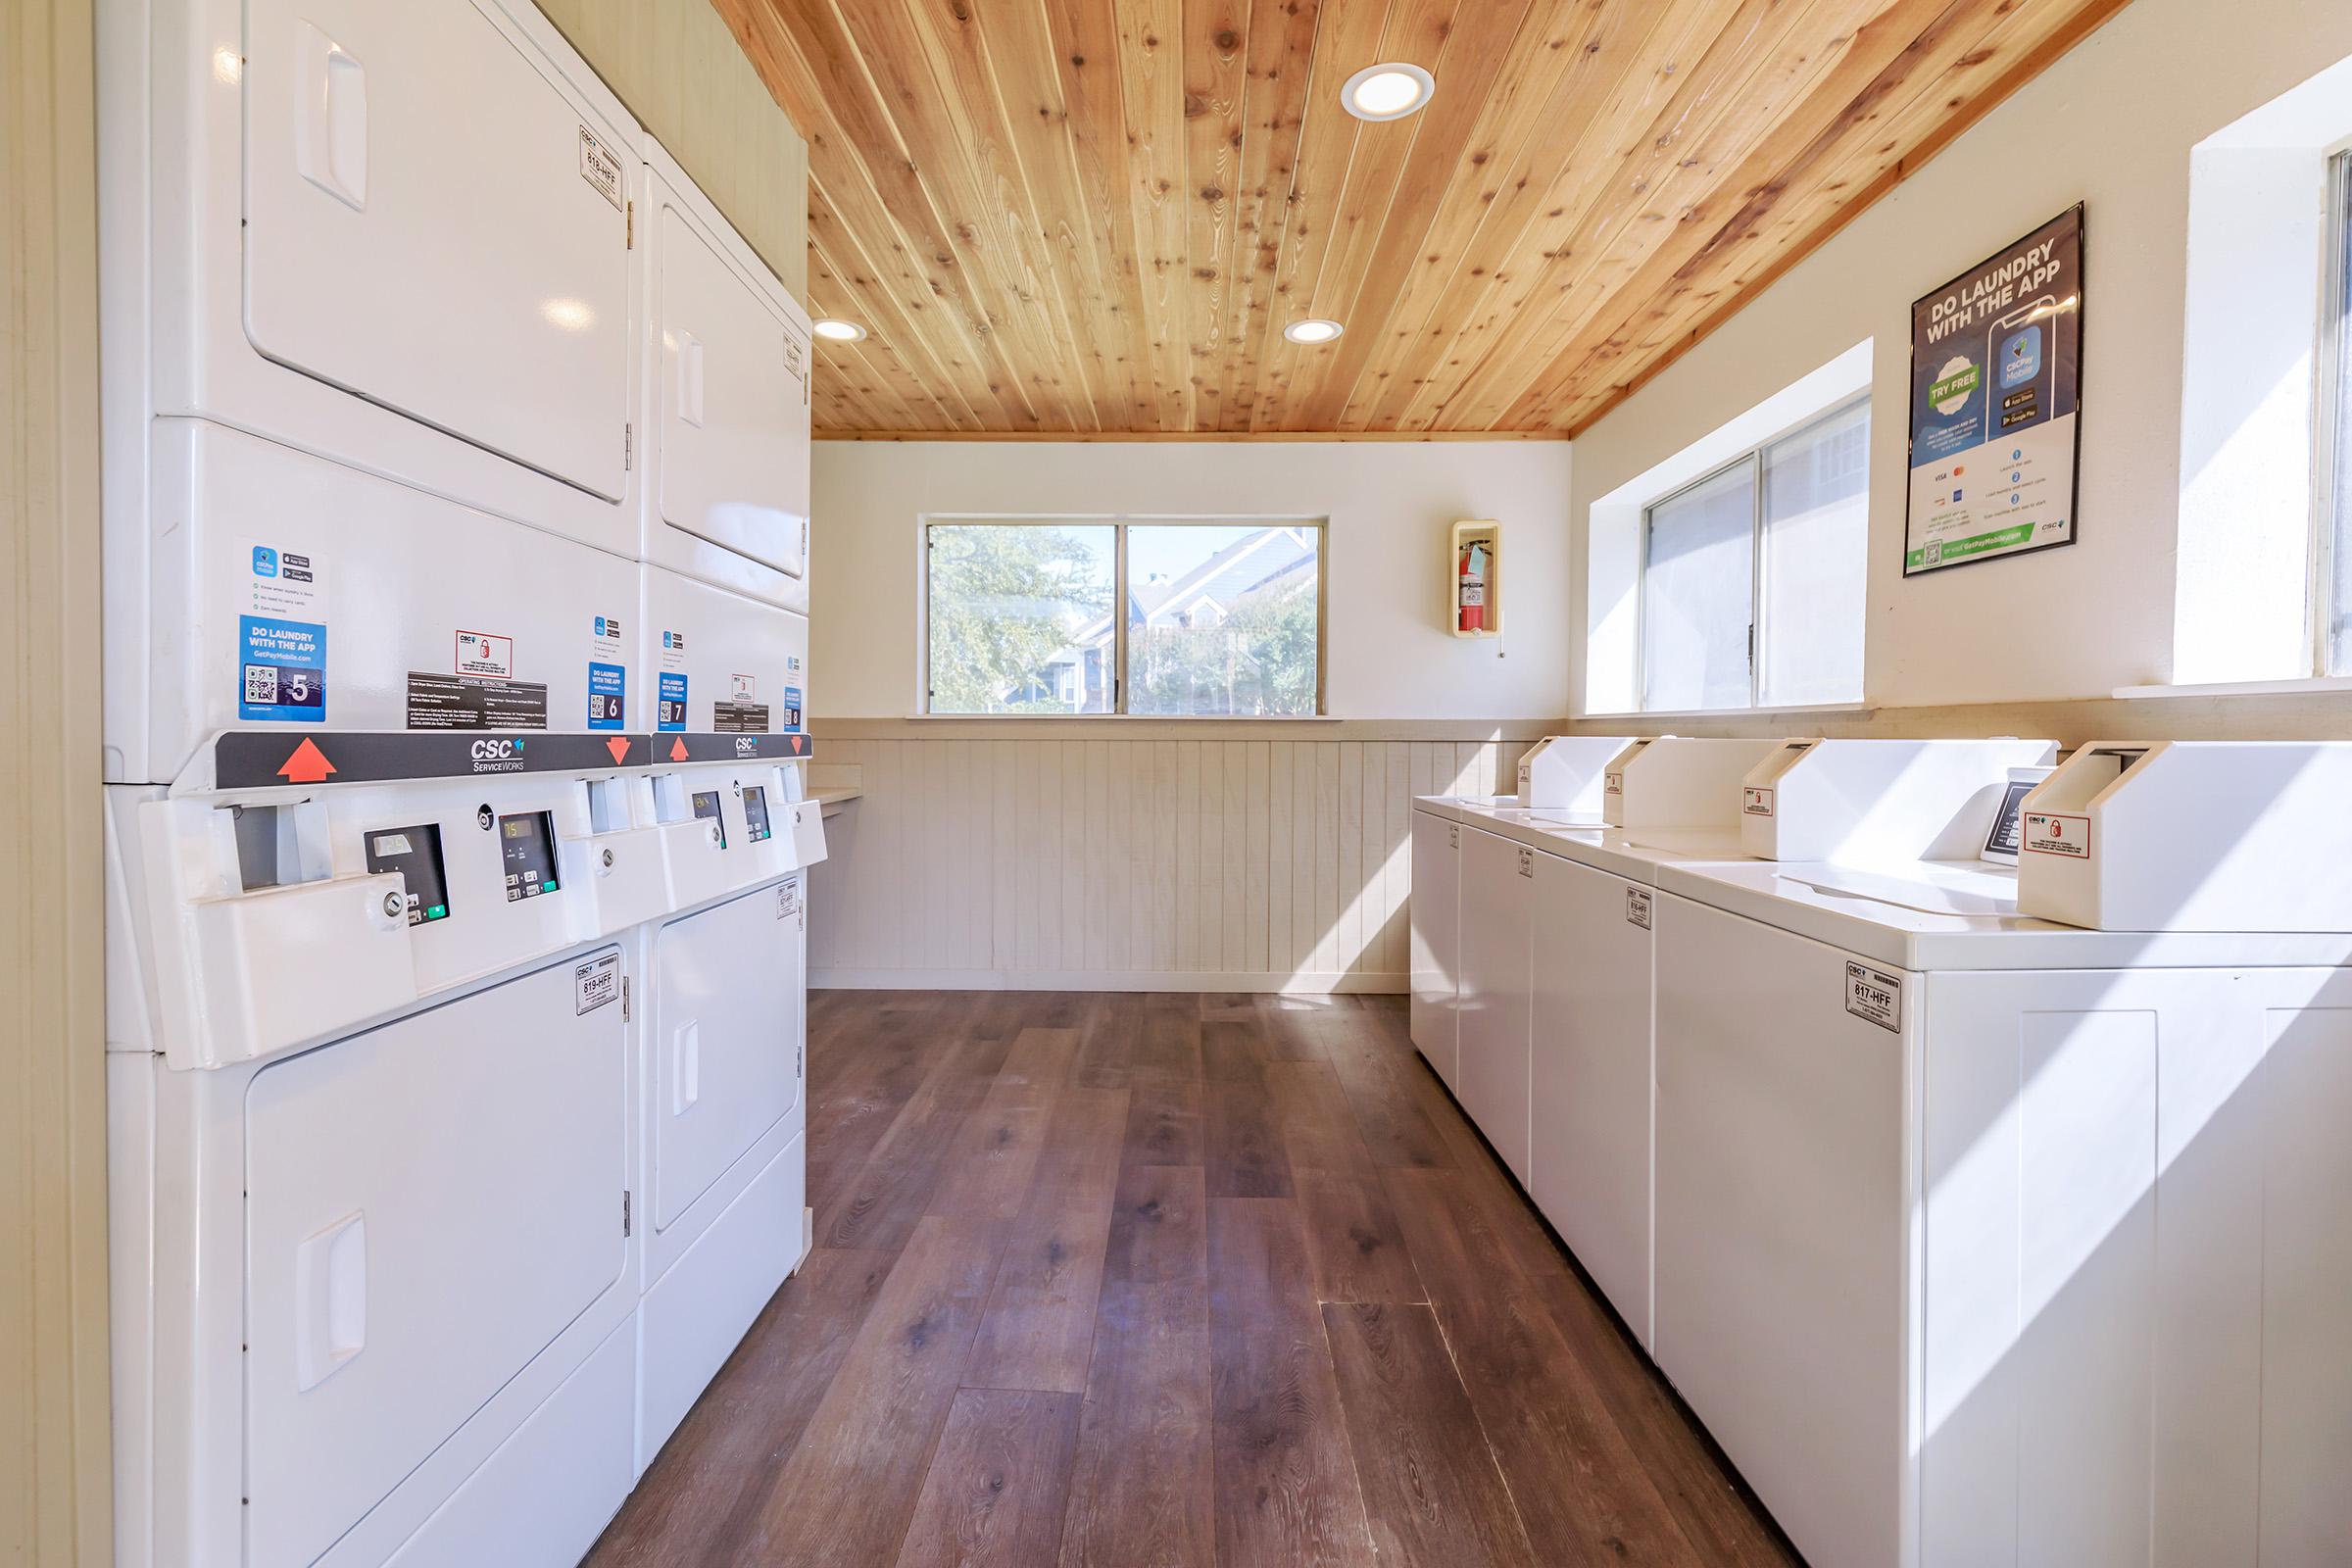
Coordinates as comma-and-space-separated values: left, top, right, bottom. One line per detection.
244, 663, 278, 704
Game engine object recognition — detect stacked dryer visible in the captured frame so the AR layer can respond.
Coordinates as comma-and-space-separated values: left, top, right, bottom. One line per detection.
98, 1, 822, 1563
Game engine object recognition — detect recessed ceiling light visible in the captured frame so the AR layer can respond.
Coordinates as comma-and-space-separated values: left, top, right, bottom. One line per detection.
1342, 63, 1435, 122
1284, 318, 1345, 345
812, 318, 866, 343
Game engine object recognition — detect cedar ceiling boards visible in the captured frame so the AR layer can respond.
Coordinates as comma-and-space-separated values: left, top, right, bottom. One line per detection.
712, 0, 2132, 437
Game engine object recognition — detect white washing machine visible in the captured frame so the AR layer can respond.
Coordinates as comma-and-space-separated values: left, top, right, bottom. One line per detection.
1650, 740, 2352, 1568
640, 137, 812, 617
105, 736, 708, 1568
99, 0, 642, 556
1409, 736, 1629, 1086
1452, 738, 1783, 1207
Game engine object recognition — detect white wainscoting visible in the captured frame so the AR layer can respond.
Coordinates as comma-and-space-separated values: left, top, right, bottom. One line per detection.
808, 723, 1543, 993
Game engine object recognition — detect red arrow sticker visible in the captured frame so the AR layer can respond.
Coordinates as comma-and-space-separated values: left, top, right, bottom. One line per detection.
277, 737, 336, 784
605, 736, 631, 765
669, 737, 689, 762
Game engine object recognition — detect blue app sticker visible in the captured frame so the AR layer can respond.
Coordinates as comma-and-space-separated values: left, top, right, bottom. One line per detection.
2000, 324, 2043, 388
587, 661, 626, 730
782, 684, 804, 733
658, 671, 689, 732
238, 615, 327, 722
251, 546, 279, 578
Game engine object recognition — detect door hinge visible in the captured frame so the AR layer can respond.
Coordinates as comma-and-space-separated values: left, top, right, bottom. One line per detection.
623, 423, 633, 472
795, 1042, 803, 1079
621, 1191, 633, 1237
621, 975, 631, 1021
626, 199, 634, 250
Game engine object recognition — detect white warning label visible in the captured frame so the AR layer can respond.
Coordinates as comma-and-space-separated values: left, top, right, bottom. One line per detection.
2022, 811, 2090, 859
1741, 787, 1775, 817
1625, 887, 1652, 929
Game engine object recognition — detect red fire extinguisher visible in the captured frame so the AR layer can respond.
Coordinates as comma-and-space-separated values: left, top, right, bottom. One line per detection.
1457, 540, 1488, 633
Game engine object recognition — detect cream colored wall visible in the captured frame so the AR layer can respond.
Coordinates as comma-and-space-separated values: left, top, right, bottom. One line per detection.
808, 721, 1541, 992
537, 0, 808, 298
1567, 0, 2352, 714
2, 0, 114, 1559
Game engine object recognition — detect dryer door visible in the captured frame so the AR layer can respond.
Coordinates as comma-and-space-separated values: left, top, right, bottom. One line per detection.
242, 0, 634, 507
243, 949, 627, 1568
655, 192, 809, 596
652, 880, 805, 1232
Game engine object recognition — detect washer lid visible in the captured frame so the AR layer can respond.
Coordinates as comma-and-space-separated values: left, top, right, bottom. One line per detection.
1658, 858, 2352, 971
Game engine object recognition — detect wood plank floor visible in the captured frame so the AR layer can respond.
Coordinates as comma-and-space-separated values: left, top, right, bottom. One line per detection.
588, 992, 1796, 1568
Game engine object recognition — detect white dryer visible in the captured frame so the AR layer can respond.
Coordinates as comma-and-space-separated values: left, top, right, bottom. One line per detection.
633, 753, 825, 1468
106, 737, 690, 1568
640, 137, 812, 616
1650, 740, 2352, 1568
101, 0, 642, 553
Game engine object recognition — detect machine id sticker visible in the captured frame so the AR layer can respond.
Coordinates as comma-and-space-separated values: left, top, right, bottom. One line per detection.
238, 615, 327, 723
777, 880, 800, 922
1845, 961, 1902, 1033
1626, 887, 1653, 929
658, 671, 689, 731
574, 952, 620, 1014
781, 684, 804, 733
587, 662, 626, 730
2022, 811, 2090, 859
1517, 848, 1534, 878
455, 631, 514, 679
577, 126, 622, 210
1741, 787, 1775, 817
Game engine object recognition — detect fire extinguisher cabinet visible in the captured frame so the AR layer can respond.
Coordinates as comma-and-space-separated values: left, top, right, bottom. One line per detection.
1449, 519, 1502, 638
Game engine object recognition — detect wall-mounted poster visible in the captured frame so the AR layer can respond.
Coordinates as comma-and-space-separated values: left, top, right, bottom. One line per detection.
1904, 206, 2083, 575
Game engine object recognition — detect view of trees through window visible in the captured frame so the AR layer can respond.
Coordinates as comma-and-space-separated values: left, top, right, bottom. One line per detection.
926, 519, 1321, 715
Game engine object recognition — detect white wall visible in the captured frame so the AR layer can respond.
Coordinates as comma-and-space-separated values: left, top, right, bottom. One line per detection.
810, 439, 1573, 719
1568, 0, 2352, 712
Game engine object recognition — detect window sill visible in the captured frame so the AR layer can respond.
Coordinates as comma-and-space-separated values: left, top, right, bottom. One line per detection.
2113, 677, 2352, 700
1576, 701, 1877, 722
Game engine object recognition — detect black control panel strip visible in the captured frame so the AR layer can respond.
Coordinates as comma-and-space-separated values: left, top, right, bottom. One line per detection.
212, 729, 816, 790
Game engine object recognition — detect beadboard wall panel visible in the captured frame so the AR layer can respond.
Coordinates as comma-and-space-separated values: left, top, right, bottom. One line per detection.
809, 735, 1523, 992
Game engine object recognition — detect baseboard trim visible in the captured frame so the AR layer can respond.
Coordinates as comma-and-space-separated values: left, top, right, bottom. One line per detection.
811, 967, 1407, 995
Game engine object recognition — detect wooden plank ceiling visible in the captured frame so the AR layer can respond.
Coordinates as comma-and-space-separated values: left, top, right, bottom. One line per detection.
712, 0, 2128, 437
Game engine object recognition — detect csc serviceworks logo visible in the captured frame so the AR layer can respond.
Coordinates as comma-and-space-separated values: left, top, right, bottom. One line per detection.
468, 737, 527, 772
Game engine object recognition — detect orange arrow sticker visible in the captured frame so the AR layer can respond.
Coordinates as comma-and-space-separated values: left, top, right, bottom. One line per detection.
605, 736, 631, 765
277, 737, 336, 784
669, 737, 689, 762
789, 735, 806, 755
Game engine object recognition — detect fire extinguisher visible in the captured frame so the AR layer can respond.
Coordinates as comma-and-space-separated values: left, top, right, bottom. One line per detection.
1457, 540, 1488, 633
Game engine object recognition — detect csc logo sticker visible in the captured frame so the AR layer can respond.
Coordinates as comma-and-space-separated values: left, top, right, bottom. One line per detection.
469, 739, 521, 762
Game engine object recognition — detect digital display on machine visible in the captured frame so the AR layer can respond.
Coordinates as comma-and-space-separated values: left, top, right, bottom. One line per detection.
499, 811, 561, 901
365, 822, 450, 925
741, 785, 772, 844
691, 789, 727, 850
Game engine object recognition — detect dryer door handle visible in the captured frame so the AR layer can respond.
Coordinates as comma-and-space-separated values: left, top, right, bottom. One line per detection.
673, 1019, 701, 1114
294, 1211, 368, 1392
292, 22, 368, 210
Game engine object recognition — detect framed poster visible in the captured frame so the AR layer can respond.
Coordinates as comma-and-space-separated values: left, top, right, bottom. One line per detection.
1903, 205, 2083, 575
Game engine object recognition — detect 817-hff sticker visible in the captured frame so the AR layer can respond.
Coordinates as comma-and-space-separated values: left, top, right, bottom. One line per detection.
1844, 960, 1902, 1032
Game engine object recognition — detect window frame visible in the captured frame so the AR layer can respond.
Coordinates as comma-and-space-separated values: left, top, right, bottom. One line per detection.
1635, 392, 1870, 713
2312, 143, 2352, 676
919, 514, 1330, 717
